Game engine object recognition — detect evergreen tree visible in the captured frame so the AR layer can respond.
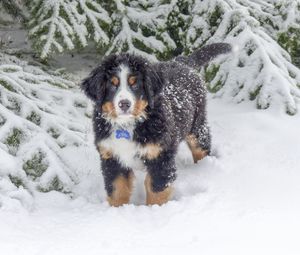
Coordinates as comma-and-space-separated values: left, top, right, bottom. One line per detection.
28, 0, 111, 59
105, 0, 175, 61
0, 53, 91, 202
186, 0, 300, 114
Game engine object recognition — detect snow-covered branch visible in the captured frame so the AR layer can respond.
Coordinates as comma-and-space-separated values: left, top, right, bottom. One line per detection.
187, 0, 300, 114
29, 0, 111, 59
0, 53, 91, 200
106, 0, 176, 61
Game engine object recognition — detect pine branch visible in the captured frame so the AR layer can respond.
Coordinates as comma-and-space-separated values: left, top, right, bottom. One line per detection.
0, 53, 91, 195
28, 0, 111, 59
187, 0, 300, 114
106, 0, 176, 61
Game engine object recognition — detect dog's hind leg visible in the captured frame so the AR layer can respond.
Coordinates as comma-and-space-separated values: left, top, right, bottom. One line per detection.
186, 134, 209, 163
186, 113, 211, 163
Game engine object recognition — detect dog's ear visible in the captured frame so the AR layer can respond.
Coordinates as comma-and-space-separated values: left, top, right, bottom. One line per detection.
81, 65, 106, 104
144, 65, 164, 108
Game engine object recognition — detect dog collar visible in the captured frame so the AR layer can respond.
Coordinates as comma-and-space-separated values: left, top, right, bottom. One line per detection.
115, 129, 131, 140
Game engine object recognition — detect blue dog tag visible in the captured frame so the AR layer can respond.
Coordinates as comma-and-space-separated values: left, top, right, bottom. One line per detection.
115, 129, 131, 140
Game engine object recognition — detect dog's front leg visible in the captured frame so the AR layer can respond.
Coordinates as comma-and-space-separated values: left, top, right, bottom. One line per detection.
143, 149, 177, 206
101, 156, 134, 207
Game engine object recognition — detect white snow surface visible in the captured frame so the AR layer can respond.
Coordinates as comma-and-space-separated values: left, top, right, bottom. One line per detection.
1, 97, 300, 255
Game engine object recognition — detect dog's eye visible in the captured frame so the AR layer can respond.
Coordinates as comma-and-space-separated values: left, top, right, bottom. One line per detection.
111, 76, 119, 86
128, 76, 137, 86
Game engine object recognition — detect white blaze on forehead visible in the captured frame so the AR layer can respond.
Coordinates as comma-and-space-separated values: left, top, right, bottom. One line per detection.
114, 64, 135, 115
119, 64, 129, 90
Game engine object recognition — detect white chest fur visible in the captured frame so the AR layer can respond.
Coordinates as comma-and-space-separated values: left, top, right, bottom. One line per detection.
98, 130, 145, 170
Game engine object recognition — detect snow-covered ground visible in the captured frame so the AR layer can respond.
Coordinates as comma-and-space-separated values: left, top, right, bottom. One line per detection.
1, 97, 299, 255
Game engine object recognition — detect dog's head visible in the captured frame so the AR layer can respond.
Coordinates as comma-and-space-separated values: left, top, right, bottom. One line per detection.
82, 54, 163, 125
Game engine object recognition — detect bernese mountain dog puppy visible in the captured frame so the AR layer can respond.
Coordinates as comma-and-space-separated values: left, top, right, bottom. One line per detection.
82, 43, 231, 206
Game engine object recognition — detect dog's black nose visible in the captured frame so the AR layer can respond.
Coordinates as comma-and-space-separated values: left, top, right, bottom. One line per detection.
118, 99, 131, 112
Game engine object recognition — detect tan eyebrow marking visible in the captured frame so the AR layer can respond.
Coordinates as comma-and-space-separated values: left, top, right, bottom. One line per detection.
111, 76, 119, 86
128, 75, 137, 86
